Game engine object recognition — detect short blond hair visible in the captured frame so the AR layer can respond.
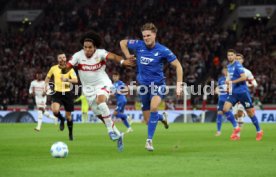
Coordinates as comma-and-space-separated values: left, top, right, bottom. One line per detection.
140, 23, 158, 33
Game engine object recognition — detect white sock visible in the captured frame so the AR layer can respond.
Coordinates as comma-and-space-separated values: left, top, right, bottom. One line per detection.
44, 110, 57, 121
37, 110, 43, 130
98, 102, 114, 133
97, 102, 121, 135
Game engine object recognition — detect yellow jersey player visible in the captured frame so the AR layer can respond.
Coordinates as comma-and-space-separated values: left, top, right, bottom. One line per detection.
45, 52, 78, 141
75, 95, 89, 123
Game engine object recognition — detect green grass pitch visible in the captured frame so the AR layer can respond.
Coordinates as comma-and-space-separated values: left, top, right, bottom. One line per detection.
0, 123, 276, 177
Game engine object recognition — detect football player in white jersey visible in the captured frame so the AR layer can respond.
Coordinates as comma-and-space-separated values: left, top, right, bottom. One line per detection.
29, 72, 57, 131
233, 53, 258, 135
62, 31, 135, 151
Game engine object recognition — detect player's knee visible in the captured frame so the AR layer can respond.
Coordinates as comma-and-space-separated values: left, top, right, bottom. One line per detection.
150, 106, 158, 112
217, 111, 223, 115
247, 110, 254, 117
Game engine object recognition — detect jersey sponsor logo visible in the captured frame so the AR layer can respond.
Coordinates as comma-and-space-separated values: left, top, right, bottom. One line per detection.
140, 56, 154, 65
129, 40, 138, 44
78, 60, 106, 71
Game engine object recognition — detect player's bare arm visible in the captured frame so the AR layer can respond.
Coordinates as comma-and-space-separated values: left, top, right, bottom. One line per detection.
107, 52, 136, 68
170, 59, 183, 97
119, 40, 136, 60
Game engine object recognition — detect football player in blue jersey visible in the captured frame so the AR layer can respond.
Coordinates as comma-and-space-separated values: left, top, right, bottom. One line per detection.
223, 49, 263, 141
120, 23, 183, 151
215, 67, 228, 136
112, 72, 133, 133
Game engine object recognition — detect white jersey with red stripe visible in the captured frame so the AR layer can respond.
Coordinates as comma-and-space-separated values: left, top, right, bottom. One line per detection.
69, 49, 112, 97
29, 80, 47, 108
244, 68, 257, 88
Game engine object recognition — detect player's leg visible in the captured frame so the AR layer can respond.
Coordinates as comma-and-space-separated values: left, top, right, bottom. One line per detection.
216, 111, 223, 136
223, 99, 240, 140
216, 101, 224, 136
65, 111, 73, 141
51, 102, 65, 131
241, 93, 263, 141
82, 105, 89, 123
236, 109, 245, 128
34, 107, 44, 131
63, 92, 74, 141
96, 94, 121, 140
82, 112, 88, 123
43, 110, 57, 123
96, 92, 124, 151
115, 102, 132, 132
146, 95, 163, 151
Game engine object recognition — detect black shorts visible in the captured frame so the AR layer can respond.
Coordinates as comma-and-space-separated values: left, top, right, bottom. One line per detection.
51, 91, 74, 112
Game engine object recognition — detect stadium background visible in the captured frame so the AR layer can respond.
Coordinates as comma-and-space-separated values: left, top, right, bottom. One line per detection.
0, 0, 275, 117
1, 1, 276, 177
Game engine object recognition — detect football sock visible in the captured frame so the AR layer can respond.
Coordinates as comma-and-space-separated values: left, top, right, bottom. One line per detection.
37, 110, 43, 129
224, 111, 238, 128
44, 110, 57, 121
117, 113, 130, 128
217, 114, 223, 132
67, 120, 73, 135
250, 115, 261, 132
98, 102, 119, 134
54, 112, 64, 122
148, 112, 159, 139
158, 113, 164, 121
82, 112, 88, 123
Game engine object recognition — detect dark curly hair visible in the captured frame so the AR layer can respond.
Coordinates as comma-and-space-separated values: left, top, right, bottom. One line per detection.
80, 31, 102, 48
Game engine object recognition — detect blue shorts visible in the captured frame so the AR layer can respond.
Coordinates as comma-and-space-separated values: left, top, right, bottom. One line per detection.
115, 101, 126, 113
217, 100, 226, 111
138, 85, 167, 111
226, 92, 253, 109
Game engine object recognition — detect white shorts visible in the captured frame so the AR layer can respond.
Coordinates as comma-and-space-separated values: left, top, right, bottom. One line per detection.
35, 96, 47, 109
233, 103, 246, 115
84, 85, 111, 116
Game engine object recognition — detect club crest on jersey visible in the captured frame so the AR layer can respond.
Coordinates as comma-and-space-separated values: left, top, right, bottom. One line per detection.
140, 56, 153, 65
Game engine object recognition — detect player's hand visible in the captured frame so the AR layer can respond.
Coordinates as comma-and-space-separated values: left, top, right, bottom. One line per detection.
60, 75, 69, 82
122, 59, 136, 68
176, 83, 183, 98
29, 92, 35, 97
126, 54, 136, 60
42, 91, 46, 97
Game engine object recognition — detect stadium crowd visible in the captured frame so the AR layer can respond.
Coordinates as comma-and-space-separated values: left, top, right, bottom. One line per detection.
0, 0, 275, 108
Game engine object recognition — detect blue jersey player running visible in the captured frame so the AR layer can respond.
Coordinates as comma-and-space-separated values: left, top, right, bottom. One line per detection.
120, 23, 183, 151
112, 72, 133, 133
215, 67, 228, 136
223, 49, 263, 141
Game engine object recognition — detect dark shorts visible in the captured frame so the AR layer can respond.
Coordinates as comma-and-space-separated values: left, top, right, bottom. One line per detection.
217, 100, 226, 112
226, 92, 253, 109
138, 85, 167, 111
115, 101, 127, 113
52, 91, 74, 112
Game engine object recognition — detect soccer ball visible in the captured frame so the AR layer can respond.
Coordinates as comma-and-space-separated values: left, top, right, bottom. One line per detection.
50, 141, 69, 158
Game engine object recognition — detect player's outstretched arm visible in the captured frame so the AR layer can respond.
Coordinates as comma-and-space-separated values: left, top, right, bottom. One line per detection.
107, 52, 136, 68
120, 40, 136, 60
170, 59, 183, 97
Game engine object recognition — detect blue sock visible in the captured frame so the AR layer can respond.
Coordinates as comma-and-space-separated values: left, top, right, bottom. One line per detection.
217, 114, 223, 132
250, 115, 261, 132
158, 114, 164, 121
224, 111, 237, 128
117, 113, 130, 128
148, 112, 159, 139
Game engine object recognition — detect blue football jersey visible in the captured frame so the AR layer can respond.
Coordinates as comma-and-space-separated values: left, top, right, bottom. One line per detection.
113, 80, 127, 103
227, 61, 248, 93
127, 40, 177, 85
217, 76, 228, 102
